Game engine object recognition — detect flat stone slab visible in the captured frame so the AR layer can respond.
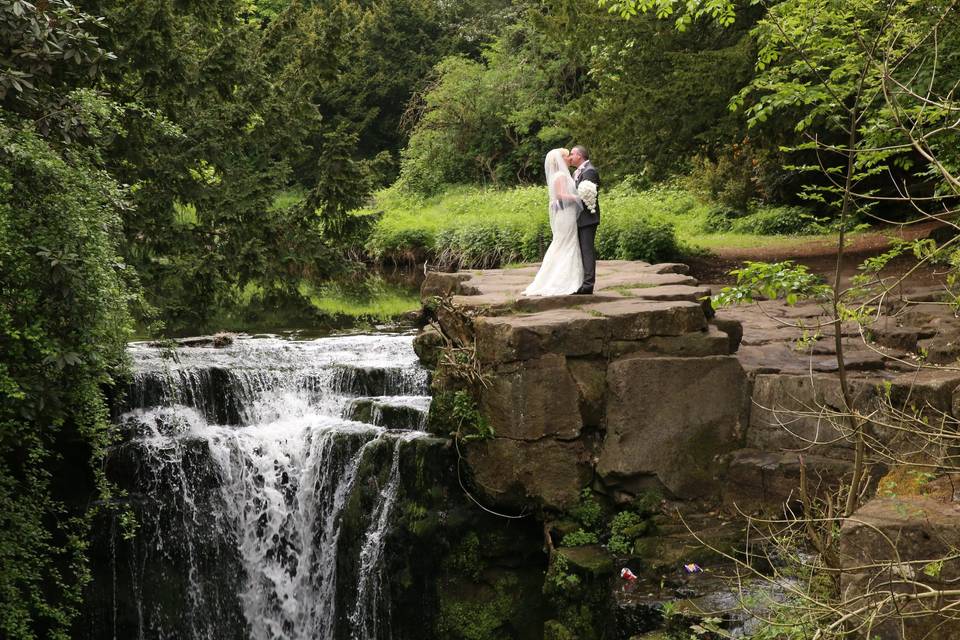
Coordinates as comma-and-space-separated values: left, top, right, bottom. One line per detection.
423, 262, 722, 365
423, 260, 704, 312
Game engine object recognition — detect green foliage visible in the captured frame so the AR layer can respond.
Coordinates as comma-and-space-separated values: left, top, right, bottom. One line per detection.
570, 488, 604, 532
726, 206, 829, 236
688, 138, 790, 211
606, 511, 643, 556
451, 391, 495, 442
713, 261, 832, 308
542, 553, 603, 640
544, 554, 581, 594
445, 532, 485, 582
0, 118, 137, 639
0, 0, 116, 132
561, 529, 599, 547
400, 21, 572, 193
559, 2, 760, 182
362, 183, 682, 267
435, 575, 519, 640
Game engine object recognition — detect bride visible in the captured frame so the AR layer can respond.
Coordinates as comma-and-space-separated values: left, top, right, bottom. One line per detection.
523, 148, 584, 296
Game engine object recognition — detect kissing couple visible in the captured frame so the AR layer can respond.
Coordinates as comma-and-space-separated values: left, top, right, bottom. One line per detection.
523, 146, 600, 297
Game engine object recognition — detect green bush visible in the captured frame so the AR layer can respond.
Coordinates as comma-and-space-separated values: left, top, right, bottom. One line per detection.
0, 118, 138, 639
702, 205, 746, 232
729, 205, 825, 235
561, 529, 599, 547
607, 511, 644, 556
569, 489, 604, 532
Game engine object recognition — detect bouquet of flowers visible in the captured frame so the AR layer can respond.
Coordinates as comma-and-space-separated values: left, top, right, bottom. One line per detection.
577, 180, 598, 215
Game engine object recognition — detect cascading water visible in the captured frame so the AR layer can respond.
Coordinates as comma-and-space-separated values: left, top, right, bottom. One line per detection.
107, 334, 432, 640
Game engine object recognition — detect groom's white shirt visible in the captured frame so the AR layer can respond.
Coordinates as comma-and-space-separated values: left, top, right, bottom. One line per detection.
573, 160, 592, 183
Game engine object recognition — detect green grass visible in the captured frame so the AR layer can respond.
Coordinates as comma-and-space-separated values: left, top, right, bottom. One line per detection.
357, 182, 835, 267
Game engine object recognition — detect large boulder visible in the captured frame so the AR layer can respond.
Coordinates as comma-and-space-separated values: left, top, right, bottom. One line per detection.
597, 355, 748, 500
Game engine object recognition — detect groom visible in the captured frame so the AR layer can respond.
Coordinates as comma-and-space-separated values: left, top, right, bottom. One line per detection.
568, 145, 599, 295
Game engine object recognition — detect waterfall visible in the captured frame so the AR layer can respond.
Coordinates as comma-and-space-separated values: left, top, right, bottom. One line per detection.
111, 334, 432, 640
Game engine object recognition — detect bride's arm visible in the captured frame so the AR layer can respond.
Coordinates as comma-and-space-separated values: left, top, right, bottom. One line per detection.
552, 175, 579, 202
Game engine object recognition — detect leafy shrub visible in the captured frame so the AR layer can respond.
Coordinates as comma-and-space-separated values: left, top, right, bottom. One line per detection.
561, 529, 599, 547
702, 205, 747, 232
451, 391, 495, 442
606, 219, 679, 262
729, 206, 825, 235
570, 489, 604, 531
607, 511, 644, 556
1, 119, 138, 638
688, 139, 792, 210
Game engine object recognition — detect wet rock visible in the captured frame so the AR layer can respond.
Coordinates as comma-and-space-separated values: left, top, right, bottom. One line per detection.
412, 324, 444, 367
347, 397, 429, 430
598, 355, 748, 500
212, 332, 234, 347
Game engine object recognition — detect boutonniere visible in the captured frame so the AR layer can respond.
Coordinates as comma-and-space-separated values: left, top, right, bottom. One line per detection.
577, 180, 598, 214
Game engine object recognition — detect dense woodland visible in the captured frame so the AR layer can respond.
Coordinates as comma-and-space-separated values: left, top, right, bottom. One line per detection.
2, 0, 960, 637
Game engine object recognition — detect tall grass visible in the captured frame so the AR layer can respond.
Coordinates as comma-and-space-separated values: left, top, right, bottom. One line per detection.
360, 183, 691, 268
358, 182, 839, 266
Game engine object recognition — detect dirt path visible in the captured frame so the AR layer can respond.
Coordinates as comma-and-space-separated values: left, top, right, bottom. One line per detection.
687, 219, 950, 288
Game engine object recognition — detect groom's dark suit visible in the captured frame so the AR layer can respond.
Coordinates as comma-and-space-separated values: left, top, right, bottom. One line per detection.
574, 160, 600, 291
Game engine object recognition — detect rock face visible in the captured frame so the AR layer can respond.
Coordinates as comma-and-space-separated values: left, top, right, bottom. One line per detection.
419, 263, 960, 516
415, 263, 960, 637
717, 291, 960, 512
599, 355, 747, 499
419, 261, 747, 509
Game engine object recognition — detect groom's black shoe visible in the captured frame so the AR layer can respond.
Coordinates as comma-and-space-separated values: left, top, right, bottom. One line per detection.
573, 286, 594, 295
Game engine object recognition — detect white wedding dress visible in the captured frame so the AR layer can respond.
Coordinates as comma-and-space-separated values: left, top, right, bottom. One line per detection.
524, 152, 584, 296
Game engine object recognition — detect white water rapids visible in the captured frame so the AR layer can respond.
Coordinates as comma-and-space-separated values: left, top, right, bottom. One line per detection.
118, 334, 431, 640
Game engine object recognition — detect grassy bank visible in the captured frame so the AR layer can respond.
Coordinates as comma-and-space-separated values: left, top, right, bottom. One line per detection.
358, 183, 834, 268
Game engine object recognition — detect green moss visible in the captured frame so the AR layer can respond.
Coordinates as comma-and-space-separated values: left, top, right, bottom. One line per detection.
543, 552, 607, 640
543, 620, 576, 640
444, 532, 484, 582
435, 576, 519, 640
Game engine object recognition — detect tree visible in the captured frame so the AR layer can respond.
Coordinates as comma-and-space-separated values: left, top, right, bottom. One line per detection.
613, 0, 960, 636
